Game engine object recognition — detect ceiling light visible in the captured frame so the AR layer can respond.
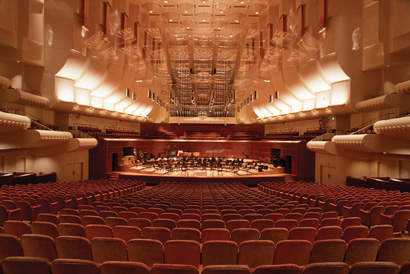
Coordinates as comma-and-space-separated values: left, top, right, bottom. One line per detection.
240, 1, 244, 4
164, 0, 168, 3
169, 19, 172, 21
220, 11, 223, 13
235, 20, 239, 22
255, 12, 259, 14
203, 19, 206, 22
185, 11, 188, 13
149, 11, 153, 13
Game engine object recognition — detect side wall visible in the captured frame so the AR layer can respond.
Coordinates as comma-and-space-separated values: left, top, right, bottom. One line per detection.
315, 153, 410, 185
0, 149, 89, 182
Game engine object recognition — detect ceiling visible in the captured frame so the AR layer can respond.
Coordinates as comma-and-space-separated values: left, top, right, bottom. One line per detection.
85, 0, 275, 118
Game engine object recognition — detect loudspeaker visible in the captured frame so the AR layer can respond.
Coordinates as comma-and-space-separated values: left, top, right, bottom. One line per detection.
275, 91, 279, 100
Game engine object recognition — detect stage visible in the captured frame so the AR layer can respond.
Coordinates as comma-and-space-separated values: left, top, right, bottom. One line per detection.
115, 164, 289, 186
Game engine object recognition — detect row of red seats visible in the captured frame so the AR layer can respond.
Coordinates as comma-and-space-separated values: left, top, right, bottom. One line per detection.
259, 181, 410, 228
1, 232, 410, 269
0, 179, 145, 225
3, 257, 410, 274
1, 216, 400, 248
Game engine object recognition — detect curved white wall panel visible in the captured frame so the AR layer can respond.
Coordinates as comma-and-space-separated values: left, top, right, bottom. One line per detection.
74, 56, 108, 90
307, 141, 337, 155
1, 89, 50, 108
67, 138, 98, 152
0, 129, 72, 150
283, 67, 315, 100
394, 79, 410, 93
24, 130, 73, 148
0, 76, 11, 89
56, 49, 88, 80
90, 60, 124, 98
318, 53, 350, 83
104, 69, 134, 106
374, 116, 410, 140
30, 137, 98, 156
355, 94, 400, 111
0, 111, 31, 134
299, 61, 331, 93
332, 134, 377, 152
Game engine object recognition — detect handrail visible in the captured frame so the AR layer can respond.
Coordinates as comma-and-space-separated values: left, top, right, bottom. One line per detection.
350, 108, 410, 135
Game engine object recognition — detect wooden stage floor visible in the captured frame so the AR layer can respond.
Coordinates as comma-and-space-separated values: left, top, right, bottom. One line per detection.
114, 166, 290, 185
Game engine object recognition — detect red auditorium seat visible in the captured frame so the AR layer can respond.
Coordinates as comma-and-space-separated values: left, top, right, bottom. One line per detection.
201, 228, 229, 242
164, 240, 200, 266
4, 220, 31, 237
55, 236, 93, 260
253, 264, 301, 274
260, 227, 289, 243
113, 225, 142, 243
344, 238, 379, 265
273, 240, 312, 266
377, 238, 410, 265
201, 240, 238, 267
21, 234, 57, 262
142, 227, 171, 244
51, 258, 100, 274
231, 228, 260, 245
128, 239, 164, 267
100, 261, 150, 274
202, 265, 251, 274
302, 262, 349, 274
91, 237, 128, 263
172, 228, 201, 242
57, 223, 86, 238
104, 216, 128, 228
2, 256, 51, 274
81, 215, 105, 226
288, 227, 317, 244
85, 224, 113, 240
238, 240, 275, 269
0, 234, 24, 260
128, 218, 152, 229
309, 239, 347, 263
368, 225, 394, 242
151, 263, 199, 274
349, 262, 399, 274
30, 221, 58, 238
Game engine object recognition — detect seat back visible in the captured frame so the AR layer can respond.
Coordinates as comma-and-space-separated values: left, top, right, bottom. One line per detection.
202, 240, 238, 267
128, 239, 164, 267
238, 240, 275, 269
55, 236, 93, 260
51, 258, 99, 274
91, 237, 128, 263
273, 240, 312, 266
164, 240, 200, 266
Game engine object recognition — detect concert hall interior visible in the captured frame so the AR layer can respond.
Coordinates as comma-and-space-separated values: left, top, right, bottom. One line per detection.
0, 0, 410, 273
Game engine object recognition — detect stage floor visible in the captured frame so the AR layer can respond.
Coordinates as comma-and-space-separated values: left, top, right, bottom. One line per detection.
115, 165, 290, 185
